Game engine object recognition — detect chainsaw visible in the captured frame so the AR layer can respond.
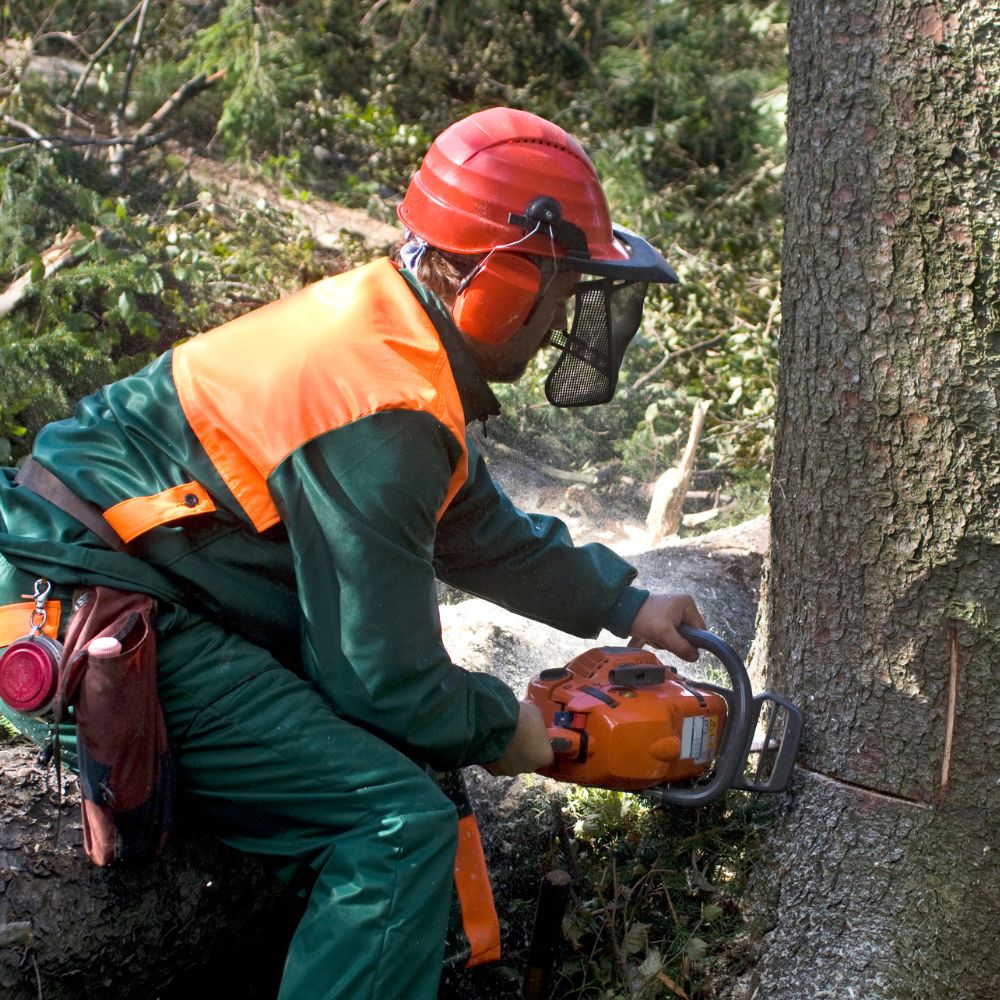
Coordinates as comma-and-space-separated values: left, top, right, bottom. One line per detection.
525, 626, 802, 805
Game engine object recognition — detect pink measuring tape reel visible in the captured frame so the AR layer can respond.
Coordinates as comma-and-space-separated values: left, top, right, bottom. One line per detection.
0, 580, 63, 717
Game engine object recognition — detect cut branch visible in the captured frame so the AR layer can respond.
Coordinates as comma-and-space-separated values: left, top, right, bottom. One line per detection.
109, 0, 152, 176
0, 229, 92, 321
0, 133, 134, 150
133, 69, 226, 149
681, 501, 736, 528
1, 115, 56, 151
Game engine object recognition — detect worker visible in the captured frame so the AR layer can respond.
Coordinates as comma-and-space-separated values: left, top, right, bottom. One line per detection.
0, 107, 705, 998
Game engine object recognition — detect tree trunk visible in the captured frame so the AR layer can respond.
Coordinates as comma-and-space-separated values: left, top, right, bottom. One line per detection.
0, 739, 296, 1000
747, 2, 1000, 998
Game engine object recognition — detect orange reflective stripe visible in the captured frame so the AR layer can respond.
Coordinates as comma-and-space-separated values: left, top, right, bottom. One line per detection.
103, 481, 216, 544
454, 813, 501, 968
0, 601, 62, 648
172, 258, 468, 532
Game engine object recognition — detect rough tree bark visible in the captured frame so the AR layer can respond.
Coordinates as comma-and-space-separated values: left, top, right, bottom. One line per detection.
745, 2, 999, 998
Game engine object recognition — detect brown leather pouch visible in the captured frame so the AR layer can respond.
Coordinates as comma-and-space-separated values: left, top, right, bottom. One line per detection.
57, 587, 174, 866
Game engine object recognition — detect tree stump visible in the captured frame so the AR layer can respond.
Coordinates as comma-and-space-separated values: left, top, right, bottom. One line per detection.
0, 738, 295, 1000
646, 399, 711, 546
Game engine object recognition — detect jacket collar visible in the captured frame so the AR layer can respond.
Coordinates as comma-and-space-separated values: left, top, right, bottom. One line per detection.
399, 268, 501, 425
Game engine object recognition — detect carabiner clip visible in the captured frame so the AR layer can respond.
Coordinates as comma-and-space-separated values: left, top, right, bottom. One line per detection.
21, 578, 52, 636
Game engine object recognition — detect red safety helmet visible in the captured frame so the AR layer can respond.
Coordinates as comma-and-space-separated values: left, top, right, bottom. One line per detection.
400, 107, 624, 261
399, 108, 678, 404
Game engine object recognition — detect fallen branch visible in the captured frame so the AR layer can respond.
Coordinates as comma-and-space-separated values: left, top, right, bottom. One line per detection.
1, 115, 56, 151
0, 134, 147, 150
0, 228, 91, 320
109, 0, 153, 176
682, 501, 737, 528
133, 69, 227, 150
3, 70, 228, 163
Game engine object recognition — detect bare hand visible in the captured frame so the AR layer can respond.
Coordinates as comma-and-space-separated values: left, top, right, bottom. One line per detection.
627, 593, 706, 662
484, 702, 555, 776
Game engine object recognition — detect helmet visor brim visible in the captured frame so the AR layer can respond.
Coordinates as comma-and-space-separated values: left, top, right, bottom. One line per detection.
566, 226, 678, 285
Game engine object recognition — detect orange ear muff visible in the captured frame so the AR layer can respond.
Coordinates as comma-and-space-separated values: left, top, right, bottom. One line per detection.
452, 253, 541, 344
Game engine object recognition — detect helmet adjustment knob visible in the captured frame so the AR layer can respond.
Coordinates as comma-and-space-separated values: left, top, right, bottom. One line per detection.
524, 195, 562, 225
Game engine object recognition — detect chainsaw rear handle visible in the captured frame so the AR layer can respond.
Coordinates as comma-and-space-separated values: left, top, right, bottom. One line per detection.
643, 625, 754, 807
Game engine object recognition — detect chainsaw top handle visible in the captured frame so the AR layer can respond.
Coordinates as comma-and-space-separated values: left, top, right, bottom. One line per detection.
643, 625, 754, 807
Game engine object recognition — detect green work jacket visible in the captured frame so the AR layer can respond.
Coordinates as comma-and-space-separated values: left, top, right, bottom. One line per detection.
0, 260, 647, 770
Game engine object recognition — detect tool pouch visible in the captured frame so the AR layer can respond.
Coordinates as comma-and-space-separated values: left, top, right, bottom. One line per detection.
57, 587, 174, 866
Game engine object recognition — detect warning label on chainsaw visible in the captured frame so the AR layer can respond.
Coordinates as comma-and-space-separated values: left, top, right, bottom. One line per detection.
681, 716, 716, 763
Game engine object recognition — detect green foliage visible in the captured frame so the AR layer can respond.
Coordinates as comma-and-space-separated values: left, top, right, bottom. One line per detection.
0, 713, 22, 742
416, 1, 789, 482
0, 152, 322, 459
182, 0, 319, 157
0, 153, 86, 270
0, 0, 787, 489
552, 787, 774, 998
293, 95, 431, 209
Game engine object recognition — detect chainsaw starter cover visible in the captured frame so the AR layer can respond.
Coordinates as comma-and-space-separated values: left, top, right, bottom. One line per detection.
526, 646, 728, 791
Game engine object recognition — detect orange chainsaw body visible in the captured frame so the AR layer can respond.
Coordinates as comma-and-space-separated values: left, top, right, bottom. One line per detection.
526, 646, 728, 791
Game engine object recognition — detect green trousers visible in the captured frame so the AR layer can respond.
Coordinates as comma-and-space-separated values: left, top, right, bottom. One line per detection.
2, 564, 459, 1000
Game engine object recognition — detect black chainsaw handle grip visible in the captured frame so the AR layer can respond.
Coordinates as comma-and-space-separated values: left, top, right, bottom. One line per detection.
644, 625, 754, 807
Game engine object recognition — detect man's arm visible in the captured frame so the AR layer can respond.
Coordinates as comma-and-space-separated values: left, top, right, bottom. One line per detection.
268, 410, 522, 772
434, 441, 647, 637
434, 439, 704, 659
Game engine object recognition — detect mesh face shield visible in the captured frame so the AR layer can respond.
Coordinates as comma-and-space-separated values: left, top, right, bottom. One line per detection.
545, 279, 648, 407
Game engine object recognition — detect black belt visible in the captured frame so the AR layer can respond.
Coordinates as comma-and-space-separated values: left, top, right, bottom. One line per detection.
14, 458, 127, 553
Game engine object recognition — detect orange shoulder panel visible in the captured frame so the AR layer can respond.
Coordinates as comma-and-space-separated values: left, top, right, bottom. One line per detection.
172, 259, 468, 531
